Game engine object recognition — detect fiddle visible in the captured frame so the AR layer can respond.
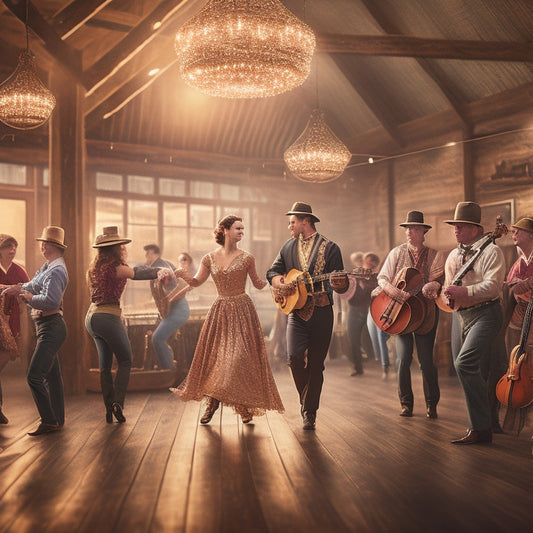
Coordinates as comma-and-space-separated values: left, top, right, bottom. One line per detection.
496, 290, 533, 408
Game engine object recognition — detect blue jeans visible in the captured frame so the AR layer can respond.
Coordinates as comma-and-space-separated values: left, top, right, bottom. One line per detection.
455, 301, 502, 431
152, 299, 190, 369
367, 312, 390, 367
85, 311, 132, 408
27, 314, 66, 425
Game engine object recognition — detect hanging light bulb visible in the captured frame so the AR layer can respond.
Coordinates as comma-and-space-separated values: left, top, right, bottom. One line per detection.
284, 108, 352, 183
174, 0, 316, 98
0, 1, 56, 130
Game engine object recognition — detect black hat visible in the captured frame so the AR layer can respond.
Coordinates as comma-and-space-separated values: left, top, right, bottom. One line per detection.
399, 211, 432, 230
285, 202, 320, 223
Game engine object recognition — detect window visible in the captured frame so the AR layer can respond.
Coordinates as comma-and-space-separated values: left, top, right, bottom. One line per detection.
190, 180, 214, 199
160, 178, 186, 197
96, 172, 123, 191
0, 163, 26, 185
128, 175, 154, 195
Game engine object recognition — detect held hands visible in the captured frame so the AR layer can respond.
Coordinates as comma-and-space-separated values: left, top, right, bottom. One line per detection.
1, 284, 22, 296
422, 281, 441, 300
157, 267, 174, 281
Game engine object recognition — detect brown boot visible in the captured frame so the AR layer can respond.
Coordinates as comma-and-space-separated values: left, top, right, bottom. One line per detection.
200, 397, 220, 424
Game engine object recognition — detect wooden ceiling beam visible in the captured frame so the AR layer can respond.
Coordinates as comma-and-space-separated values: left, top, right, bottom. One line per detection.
330, 55, 405, 148
82, 0, 192, 95
52, 0, 114, 40
357, 0, 469, 126
2, 0, 83, 82
317, 33, 533, 62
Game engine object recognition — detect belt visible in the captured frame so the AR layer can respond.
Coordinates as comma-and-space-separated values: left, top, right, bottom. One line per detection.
31, 309, 63, 319
458, 299, 499, 312
312, 292, 330, 308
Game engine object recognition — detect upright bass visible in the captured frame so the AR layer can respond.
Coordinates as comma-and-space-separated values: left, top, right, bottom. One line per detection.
496, 290, 533, 409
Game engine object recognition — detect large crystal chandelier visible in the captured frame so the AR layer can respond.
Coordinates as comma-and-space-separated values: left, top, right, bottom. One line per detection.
174, 0, 316, 98
0, 1, 55, 130
284, 108, 352, 183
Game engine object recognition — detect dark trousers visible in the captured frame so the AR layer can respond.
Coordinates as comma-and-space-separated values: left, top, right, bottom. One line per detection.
27, 314, 66, 425
85, 311, 132, 408
396, 310, 440, 411
347, 307, 367, 374
287, 305, 333, 414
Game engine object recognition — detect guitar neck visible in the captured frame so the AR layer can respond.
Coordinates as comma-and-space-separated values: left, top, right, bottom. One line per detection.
519, 292, 533, 353
305, 269, 372, 285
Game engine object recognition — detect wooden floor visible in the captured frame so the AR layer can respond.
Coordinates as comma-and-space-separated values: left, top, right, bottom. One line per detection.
0, 356, 531, 533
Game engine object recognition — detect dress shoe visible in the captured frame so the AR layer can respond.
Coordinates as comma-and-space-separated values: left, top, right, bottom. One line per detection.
302, 411, 316, 430
106, 407, 113, 424
111, 402, 126, 423
400, 407, 413, 417
200, 397, 220, 424
426, 405, 438, 419
0, 409, 8, 424
451, 429, 492, 445
28, 422, 61, 436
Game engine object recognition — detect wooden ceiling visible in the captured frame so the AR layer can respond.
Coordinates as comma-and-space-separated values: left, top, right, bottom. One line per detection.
1, 0, 533, 168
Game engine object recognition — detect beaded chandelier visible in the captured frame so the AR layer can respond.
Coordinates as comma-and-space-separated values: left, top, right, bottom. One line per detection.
0, 50, 56, 130
284, 108, 352, 183
174, 0, 316, 98
0, 0, 55, 130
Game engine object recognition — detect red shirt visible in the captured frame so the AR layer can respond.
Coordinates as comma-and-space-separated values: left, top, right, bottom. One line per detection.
0, 261, 30, 336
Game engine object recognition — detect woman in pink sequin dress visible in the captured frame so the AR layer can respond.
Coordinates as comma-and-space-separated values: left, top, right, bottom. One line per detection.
166, 215, 284, 424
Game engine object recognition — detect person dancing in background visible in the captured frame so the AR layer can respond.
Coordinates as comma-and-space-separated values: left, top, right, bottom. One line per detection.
144, 244, 191, 370
3, 226, 68, 436
0, 234, 29, 424
85, 227, 162, 424
166, 215, 283, 424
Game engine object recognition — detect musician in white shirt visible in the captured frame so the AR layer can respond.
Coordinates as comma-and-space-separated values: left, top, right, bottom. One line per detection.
443, 202, 505, 445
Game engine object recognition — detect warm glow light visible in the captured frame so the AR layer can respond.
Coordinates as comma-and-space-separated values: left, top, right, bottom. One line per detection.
174, 0, 316, 98
148, 68, 160, 76
284, 109, 352, 183
153, 21, 162, 30
0, 50, 55, 130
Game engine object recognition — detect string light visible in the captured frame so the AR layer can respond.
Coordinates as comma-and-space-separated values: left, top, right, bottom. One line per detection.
174, 0, 316, 98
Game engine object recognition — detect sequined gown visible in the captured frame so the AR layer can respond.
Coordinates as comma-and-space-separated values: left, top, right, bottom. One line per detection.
172, 251, 284, 416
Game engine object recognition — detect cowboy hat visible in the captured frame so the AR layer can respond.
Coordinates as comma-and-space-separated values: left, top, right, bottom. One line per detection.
93, 226, 131, 248
399, 211, 432, 231
285, 202, 320, 223
444, 201, 482, 227
36, 226, 67, 249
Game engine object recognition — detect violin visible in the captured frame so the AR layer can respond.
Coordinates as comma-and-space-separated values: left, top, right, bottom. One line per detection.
496, 290, 533, 409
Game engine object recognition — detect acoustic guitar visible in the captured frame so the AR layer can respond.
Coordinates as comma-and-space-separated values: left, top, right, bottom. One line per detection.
437, 216, 508, 312
272, 267, 372, 315
370, 267, 427, 335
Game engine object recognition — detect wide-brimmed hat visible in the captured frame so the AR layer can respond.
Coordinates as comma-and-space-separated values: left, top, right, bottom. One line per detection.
285, 202, 320, 223
93, 226, 131, 248
0, 233, 18, 249
399, 211, 432, 231
36, 226, 67, 249
444, 201, 482, 227
512, 216, 533, 234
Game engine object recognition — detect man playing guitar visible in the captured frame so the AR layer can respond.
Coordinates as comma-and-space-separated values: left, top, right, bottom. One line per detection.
267, 202, 348, 430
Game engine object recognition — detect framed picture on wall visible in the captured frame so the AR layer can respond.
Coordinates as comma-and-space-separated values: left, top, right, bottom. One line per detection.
480, 199, 514, 230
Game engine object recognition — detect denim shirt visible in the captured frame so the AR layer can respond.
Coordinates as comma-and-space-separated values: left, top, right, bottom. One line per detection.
22, 257, 68, 311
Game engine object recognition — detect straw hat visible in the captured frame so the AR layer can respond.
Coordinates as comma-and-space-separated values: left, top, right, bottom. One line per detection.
511, 217, 533, 234
285, 201, 320, 223
444, 202, 482, 227
36, 226, 67, 249
92, 226, 131, 248
399, 211, 432, 231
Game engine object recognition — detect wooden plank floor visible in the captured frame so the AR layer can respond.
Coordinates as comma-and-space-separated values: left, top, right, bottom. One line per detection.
0, 356, 531, 533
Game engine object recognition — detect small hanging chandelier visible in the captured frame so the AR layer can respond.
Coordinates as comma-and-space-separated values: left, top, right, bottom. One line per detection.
174, 0, 316, 98
0, 1, 56, 130
284, 108, 352, 183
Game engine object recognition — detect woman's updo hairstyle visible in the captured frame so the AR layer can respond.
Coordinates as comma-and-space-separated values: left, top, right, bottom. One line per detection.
214, 215, 242, 245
